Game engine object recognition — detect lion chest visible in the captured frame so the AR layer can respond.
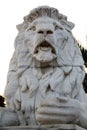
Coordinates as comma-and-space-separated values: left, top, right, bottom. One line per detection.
20, 68, 64, 125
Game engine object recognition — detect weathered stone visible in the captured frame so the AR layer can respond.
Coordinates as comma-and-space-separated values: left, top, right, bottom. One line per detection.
0, 124, 76, 130
0, 6, 87, 130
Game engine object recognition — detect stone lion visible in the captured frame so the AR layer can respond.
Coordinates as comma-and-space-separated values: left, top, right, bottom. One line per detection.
2, 6, 87, 129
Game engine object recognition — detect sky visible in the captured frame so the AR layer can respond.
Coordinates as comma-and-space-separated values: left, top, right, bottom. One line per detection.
0, 0, 87, 96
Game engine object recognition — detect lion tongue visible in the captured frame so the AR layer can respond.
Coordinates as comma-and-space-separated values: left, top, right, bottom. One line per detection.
34, 49, 56, 62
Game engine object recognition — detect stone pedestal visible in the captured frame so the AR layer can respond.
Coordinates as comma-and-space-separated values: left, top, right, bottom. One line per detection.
0, 124, 76, 130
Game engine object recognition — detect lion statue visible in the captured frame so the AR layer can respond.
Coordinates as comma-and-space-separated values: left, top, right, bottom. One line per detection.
1, 6, 87, 129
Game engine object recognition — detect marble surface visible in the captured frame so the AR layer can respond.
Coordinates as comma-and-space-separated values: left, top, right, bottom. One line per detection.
0, 6, 87, 130
0, 124, 76, 130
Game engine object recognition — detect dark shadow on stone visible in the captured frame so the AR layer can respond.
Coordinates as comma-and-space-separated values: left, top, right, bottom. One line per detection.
0, 95, 5, 107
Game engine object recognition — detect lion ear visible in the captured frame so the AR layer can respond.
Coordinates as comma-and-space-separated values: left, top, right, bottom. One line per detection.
60, 19, 75, 31
16, 23, 23, 32
16, 22, 29, 32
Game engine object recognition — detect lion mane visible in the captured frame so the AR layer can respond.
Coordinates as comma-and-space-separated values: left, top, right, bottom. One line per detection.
5, 6, 85, 113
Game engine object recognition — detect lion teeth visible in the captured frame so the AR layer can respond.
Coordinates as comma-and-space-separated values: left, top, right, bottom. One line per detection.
41, 47, 51, 51
40, 47, 51, 51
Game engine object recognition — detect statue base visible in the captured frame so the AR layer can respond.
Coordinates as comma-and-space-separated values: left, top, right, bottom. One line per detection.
0, 124, 76, 130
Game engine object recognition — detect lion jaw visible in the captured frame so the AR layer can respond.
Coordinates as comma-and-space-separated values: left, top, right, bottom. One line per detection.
33, 40, 57, 63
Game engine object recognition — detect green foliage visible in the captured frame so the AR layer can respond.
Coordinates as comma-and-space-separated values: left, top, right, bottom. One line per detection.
78, 43, 87, 93
0, 95, 5, 107
83, 74, 87, 93
78, 44, 87, 67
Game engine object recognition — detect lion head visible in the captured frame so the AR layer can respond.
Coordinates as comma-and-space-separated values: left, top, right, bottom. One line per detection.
5, 6, 85, 112
15, 6, 84, 68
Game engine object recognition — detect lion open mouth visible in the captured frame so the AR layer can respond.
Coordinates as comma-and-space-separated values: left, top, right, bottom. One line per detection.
34, 41, 56, 62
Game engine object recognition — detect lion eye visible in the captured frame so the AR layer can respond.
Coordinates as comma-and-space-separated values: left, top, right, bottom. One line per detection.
27, 26, 36, 31
55, 25, 63, 31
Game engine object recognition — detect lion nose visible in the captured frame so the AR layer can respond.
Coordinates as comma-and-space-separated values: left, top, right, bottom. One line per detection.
37, 29, 53, 37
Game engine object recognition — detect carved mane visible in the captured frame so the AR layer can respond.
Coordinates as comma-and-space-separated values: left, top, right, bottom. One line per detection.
17, 6, 74, 32
5, 6, 85, 112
